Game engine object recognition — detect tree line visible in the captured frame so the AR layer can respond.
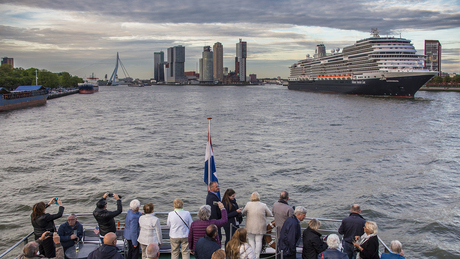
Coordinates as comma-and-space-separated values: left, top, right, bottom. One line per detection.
0, 64, 84, 90
429, 74, 460, 83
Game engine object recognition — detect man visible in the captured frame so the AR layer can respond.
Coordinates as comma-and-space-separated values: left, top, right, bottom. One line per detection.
124, 199, 141, 259
57, 214, 84, 251
93, 193, 122, 240
206, 181, 222, 239
278, 206, 307, 259
18, 232, 64, 259
87, 232, 123, 259
381, 240, 405, 259
338, 204, 366, 259
194, 224, 221, 259
145, 243, 160, 259
272, 191, 294, 237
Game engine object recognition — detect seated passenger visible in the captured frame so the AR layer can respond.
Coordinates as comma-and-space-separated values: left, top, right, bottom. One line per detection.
380, 240, 405, 259
57, 214, 83, 251
87, 232, 123, 259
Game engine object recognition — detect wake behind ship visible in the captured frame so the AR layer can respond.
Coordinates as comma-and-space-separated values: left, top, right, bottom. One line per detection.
288, 29, 437, 98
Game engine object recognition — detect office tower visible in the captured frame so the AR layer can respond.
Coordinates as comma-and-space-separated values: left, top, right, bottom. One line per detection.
224, 67, 228, 76
154, 51, 165, 82
213, 42, 223, 82
425, 40, 441, 76
236, 39, 247, 82
201, 46, 213, 82
1, 57, 14, 67
166, 45, 186, 83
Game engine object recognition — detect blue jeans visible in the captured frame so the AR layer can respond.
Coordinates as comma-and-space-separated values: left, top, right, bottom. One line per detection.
342, 240, 357, 259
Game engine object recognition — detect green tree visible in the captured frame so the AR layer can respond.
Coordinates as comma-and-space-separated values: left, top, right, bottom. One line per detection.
59, 72, 72, 87
431, 76, 443, 83
452, 75, 460, 83
37, 70, 59, 88
443, 75, 451, 83
70, 76, 83, 87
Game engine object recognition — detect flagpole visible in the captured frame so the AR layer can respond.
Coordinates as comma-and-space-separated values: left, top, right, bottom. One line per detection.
207, 117, 212, 189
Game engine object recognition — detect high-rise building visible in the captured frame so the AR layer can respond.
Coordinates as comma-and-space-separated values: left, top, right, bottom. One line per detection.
213, 42, 223, 82
1, 57, 14, 67
154, 51, 165, 82
236, 39, 247, 82
201, 46, 213, 82
166, 45, 187, 84
425, 40, 441, 76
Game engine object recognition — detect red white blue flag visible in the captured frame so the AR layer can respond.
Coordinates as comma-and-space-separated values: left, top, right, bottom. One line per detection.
204, 128, 220, 199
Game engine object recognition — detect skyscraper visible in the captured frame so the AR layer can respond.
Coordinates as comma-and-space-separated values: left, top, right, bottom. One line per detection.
236, 39, 247, 82
154, 51, 165, 82
425, 40, 441, 76
213, 42, 223, 82
201, 46, 213, 82
166, 45, 186, 83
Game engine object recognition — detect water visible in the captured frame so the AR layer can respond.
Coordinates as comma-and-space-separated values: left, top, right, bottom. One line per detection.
1, 85, 459, 258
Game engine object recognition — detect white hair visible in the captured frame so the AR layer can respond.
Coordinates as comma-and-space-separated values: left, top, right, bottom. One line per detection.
390, 240, 402, 254
198, 205, 211, 220
130, 199, 140, 210
326, 234, 341, 249
294, 206, 307, 216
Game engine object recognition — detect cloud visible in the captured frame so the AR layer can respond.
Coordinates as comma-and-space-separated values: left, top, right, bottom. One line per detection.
1, 0, 459, 78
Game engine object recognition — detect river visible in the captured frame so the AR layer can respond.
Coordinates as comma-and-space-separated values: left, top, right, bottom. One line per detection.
0, 85, 459, 258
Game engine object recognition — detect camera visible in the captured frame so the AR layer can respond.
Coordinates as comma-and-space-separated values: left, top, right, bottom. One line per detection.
45, 232, 53, 237
108, 193, 122, 199
213, 201, 219, 205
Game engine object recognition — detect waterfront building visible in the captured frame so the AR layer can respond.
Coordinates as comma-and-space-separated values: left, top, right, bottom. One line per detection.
166, 45, 187, 84
200, 46, 213, 82
224, 67, 228, 76
213, 42, 223, 82
249, 74, 257, 83
236, 39, 247, 82
425, 40, 441, 76
154, 51, 165, 82
1, 57, 14, 67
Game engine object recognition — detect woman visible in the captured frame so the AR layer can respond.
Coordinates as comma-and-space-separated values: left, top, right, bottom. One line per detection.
319, 234, 347, 259
353, 221, 379, 259
167, 198, 193, 259
222, 189, 243, 246
242, 192, 273, 259
302, 219, 328, 259
31, 197, 64, 258
138, 203, 162, 259
124, 199, 142, 259
225, 228, 255, 259
188, 203, 227, 254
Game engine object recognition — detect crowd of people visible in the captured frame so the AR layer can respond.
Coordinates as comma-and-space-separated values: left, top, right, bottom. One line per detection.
23, 184, 406, 259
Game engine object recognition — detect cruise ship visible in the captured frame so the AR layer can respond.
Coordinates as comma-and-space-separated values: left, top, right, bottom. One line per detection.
288, 30, 437, 98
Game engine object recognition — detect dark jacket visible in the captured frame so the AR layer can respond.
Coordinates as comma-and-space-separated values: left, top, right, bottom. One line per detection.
278, 215, 301, 257
338, 213, 365, 244
57, 221, 84, 249
359, 235, 379, 259
31, 206, 65, 239
93, 199, 122, 236
87, 244, 124, 259
320, 248, 348, 259
223, 198, 242, 227
194, 236, 220, 259
302, 227, 328, 259
206, 191, 221, 220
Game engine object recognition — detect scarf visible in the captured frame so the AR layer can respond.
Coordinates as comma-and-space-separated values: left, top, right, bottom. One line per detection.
356, 233, 376, 259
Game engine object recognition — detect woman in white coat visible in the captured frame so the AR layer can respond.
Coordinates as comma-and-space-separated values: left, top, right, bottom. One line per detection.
138, 203, 162, 259
242, 192, 273, 259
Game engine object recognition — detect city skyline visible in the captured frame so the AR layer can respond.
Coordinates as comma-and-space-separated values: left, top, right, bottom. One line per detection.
1, 0, 459, 79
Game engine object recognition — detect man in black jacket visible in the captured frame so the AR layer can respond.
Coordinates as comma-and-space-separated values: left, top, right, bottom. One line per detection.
338, 204, 365, 259
206, 181, 222, 240
87, 232, 123, 259
93, 193, 122, 240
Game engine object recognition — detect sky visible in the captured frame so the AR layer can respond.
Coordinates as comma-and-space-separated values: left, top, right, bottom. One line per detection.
1, 0, 459, 79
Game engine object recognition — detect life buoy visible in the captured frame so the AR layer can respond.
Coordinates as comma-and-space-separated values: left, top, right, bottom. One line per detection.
264, 220, 276, 249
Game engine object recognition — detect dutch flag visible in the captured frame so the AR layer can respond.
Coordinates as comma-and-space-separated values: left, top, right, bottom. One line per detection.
204, 128, 220, 199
